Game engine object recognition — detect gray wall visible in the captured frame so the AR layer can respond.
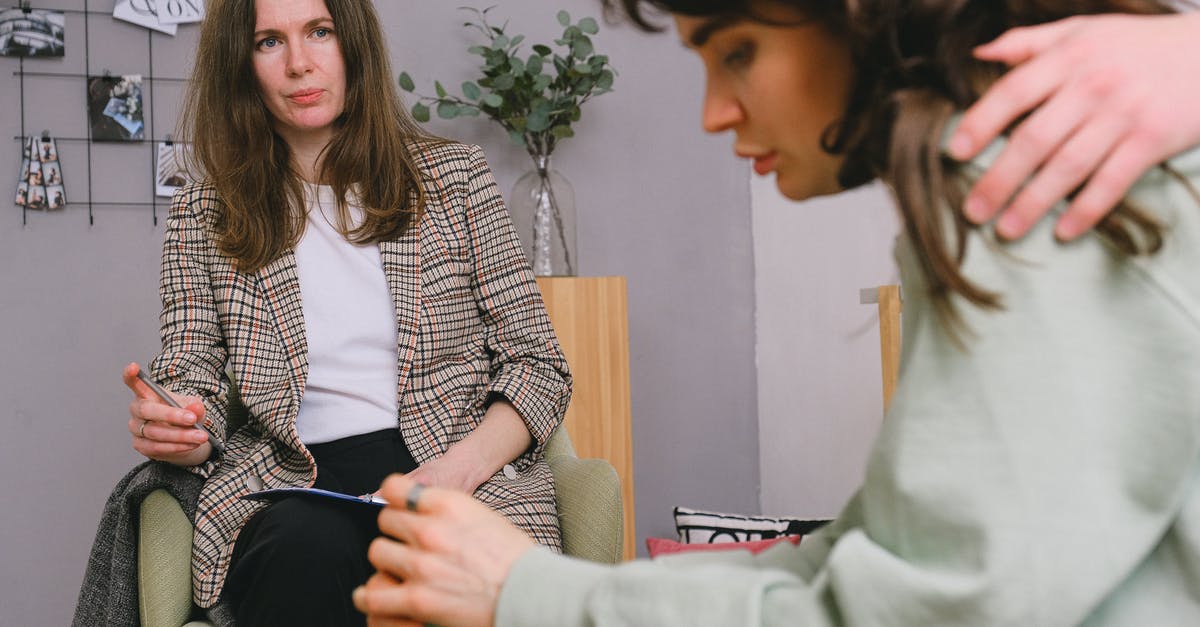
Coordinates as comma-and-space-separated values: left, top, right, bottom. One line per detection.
0, 2, 758, 624
752, 179, 898, 519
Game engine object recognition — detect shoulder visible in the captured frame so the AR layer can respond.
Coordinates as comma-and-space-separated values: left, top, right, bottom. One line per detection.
407, 139, 490, 186
170, 180, 222, 223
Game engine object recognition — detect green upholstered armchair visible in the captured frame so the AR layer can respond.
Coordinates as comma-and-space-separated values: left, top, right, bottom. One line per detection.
136, 389, 623, 627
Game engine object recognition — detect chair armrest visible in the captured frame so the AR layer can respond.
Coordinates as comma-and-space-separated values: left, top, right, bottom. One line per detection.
138, 489, 197, 627
548, 455, 623, 564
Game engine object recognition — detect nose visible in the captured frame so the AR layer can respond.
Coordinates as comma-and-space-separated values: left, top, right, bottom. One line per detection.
285, 42, 314, 77
701, 79, 743, 134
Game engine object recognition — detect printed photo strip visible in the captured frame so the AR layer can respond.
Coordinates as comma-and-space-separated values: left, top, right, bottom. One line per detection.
15, 135, 66, 210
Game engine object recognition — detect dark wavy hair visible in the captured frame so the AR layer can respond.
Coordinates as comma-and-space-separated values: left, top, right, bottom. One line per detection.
179, 0, 437, 272
606, 0, 1179, 332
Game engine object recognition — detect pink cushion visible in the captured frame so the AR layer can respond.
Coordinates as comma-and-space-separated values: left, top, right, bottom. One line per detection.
646, 535, 802, 558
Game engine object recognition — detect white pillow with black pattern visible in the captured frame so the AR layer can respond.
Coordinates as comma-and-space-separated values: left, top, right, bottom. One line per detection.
674, 506, 830, 544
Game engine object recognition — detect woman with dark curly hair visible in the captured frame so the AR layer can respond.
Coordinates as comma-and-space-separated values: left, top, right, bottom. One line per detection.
354, 2, 1200, 625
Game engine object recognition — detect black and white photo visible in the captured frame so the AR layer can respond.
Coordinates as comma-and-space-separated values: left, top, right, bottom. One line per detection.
0, 8, 65, 57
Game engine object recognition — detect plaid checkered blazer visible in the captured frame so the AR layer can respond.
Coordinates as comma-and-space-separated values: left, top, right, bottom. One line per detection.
149, 142, 572, 608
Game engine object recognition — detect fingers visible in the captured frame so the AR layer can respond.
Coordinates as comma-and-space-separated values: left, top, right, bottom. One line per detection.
122, 362, 157, 400
948, 49, 1066, 165
1055, 140, 1158, 240
355, 572, 443, 627
994, 109, 1127, 239
354, 573, 424, 627
379, 474, 452, 515
972, 17, 1079, 65
367, 536, 414, 580
960, 76, 1096, 225
130, 410, 209, 442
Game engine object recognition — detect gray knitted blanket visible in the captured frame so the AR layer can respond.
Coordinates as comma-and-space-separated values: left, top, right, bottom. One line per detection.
72, 461, 233, 627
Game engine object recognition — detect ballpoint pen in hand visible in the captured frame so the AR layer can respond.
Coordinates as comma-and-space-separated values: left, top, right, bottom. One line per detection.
135, 368, 225, 456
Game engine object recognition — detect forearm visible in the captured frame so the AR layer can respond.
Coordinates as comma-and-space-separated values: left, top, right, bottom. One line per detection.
441, 399, 533, 489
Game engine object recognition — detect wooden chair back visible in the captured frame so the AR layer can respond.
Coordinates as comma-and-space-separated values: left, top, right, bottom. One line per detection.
861, 285, 903, 413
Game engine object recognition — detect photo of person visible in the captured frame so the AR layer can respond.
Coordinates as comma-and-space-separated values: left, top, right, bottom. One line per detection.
39, 138, 57, 163
44, 165, 60, 185
28, 158, 41, 186
25, 185, 45, 210
15, 136, 30, 206
155, 142, 192, 198
46, 184, 65, 210
87, 75, 145, 141
0, 7, 65, 57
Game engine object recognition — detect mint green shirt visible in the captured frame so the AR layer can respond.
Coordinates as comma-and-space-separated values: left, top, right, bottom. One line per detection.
496, 142, 1200, 626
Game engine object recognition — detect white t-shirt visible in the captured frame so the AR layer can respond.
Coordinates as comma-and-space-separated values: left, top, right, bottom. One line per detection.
292, 184, 400, 444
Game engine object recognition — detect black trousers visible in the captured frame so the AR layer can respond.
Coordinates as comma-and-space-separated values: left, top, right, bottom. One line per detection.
222, 429, 418, 627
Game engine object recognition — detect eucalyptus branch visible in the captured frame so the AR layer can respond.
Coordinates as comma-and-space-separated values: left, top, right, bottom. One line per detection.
398, 5, 616, 161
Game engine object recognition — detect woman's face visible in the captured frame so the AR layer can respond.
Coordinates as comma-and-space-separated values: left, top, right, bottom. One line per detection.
252, 0, 346, 149
675, 7, 854, 200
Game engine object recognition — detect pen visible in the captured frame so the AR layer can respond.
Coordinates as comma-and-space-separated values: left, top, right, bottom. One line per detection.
135, 368, 225, 456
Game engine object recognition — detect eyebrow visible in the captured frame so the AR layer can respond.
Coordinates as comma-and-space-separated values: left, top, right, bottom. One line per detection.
253, 16, 333, 38
686, 15, 739, 48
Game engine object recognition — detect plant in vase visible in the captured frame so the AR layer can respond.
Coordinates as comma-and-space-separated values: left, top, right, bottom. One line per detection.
399, 6, 616, 276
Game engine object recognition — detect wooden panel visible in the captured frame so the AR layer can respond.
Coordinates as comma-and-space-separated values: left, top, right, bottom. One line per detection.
877, 285, 903, 414
536, 276, 636, 560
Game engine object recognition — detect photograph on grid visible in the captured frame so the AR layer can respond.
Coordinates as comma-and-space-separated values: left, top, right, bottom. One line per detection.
20, 136, 49, 210
37, 136, 64, 206
37, 136, 58, 163
0, 8, 65, 57
87, 74, 145, 141
14, 181, 28, 207
25, 180, 47, 210
156, 142, 192, 198
27, 153, 42, 185
15, 137, 31, 206
46, 184, 65, 210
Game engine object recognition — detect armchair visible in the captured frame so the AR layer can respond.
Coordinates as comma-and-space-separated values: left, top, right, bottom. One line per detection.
136, 401, 622, 627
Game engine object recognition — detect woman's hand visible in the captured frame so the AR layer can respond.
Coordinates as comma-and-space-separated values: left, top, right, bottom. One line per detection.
123, 362, 211, 466
399, 455, 485, 495
948, 12, 1200, 240
354, 475, 536, 627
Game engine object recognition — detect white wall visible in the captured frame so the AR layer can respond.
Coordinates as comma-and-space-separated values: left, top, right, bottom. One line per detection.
752, 178, 899, 519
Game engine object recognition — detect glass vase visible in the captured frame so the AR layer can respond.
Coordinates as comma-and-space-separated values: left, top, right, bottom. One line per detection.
511, 155, 576, 276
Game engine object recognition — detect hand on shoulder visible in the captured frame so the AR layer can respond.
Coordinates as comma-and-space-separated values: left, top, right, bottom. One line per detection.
950, 11, 1200, 240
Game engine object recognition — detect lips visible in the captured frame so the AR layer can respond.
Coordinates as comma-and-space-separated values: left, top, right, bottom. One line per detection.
287, 88, 324, 105
751, 152, 779, 176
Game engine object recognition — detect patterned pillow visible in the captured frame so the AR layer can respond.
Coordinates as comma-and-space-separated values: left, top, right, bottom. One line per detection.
674, 506, 830, 544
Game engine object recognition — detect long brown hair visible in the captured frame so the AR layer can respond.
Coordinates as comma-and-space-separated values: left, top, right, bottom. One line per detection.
607, 0, 1177, 332
179, 0, 436, 272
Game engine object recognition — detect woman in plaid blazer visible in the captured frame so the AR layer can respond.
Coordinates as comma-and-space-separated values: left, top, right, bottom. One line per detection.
119, 0, 571, 624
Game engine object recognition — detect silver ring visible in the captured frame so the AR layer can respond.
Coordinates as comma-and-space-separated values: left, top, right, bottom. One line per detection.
139, 420, 148, 438
405, 483, 426, 513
